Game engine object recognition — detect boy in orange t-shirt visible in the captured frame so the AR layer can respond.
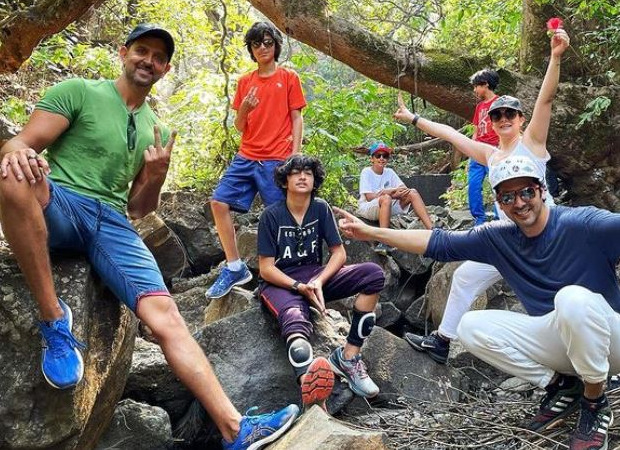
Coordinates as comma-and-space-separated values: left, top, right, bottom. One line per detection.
206, 21, 307, 299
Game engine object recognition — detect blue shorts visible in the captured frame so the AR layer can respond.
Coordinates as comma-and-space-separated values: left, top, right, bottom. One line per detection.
212, 154, 285, 213
44, 179, 169, 312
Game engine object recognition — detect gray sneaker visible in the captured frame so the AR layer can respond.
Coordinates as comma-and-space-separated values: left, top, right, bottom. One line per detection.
328, 346, 379, 398
373, 243, 392, 255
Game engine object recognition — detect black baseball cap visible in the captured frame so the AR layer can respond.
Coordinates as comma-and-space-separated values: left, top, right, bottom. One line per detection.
125, 24, 175, 61
489, 95, 523, 113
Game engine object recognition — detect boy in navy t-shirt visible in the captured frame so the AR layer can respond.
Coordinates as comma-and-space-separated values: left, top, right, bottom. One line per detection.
258, 154, 385, 409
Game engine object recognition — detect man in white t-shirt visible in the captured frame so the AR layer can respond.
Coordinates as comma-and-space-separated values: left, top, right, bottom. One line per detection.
357, 141, 432, 254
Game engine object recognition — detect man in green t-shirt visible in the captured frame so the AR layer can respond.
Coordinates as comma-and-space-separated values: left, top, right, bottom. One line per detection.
0, 24, 298, 450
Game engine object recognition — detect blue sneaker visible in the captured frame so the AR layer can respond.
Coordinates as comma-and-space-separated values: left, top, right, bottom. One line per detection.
205, 264, 253, 299
222, 404, 299, 450
38, 299, 87, 389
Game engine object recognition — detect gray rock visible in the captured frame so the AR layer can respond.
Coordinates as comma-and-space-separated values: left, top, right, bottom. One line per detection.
204, 286, 259, 324
237, 227, 259, 271
0, 248, 137, 450
267, 405, 388, 450
124, 338, 193, 424
132, 213, 189, 283
403, 295, 429, 330
158, 193, 224, 274
360, 327, 463, 402
96, 399, 173, 450
170, 285, 209, 336
426, 261, 488, 328
375, 302, 402, 328
125, 307, 351, 424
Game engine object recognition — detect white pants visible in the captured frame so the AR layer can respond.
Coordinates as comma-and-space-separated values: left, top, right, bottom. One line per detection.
457, 285, 620, 388
438, 261, 502, 339
357, 198, 409, 221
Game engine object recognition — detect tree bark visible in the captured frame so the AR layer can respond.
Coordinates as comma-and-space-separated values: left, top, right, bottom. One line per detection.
248, 0, 620, 210
0, 0, 106, 74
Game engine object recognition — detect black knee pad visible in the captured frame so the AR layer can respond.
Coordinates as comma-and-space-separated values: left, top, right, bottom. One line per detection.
347, 309, 376, 347
286, 337, 313, 380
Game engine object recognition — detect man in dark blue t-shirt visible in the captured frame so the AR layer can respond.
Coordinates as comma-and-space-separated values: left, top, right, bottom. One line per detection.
258, 154, 385, 409
337, 156, 619, 450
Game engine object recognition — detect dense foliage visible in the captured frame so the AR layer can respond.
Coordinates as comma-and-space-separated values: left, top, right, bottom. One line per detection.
0, 0, 617, 209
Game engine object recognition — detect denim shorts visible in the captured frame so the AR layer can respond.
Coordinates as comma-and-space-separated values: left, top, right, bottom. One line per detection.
44, 179, 169, 312
212, 154, 285, 213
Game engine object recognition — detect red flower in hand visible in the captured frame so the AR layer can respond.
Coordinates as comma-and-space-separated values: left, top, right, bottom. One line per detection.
546, 18, 564, 36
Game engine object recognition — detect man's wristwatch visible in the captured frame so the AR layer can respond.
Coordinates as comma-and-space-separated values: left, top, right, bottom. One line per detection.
411, 113, 420, 126
291, 281, 301, 292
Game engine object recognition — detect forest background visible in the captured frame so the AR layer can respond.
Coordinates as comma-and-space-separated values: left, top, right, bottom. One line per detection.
0, 0, 618, 209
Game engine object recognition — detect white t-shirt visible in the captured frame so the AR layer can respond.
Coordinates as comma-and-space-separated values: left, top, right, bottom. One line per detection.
358, 167, 404, 205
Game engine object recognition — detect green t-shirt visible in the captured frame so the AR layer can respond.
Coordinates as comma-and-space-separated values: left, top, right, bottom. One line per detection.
36, 78, 170, 213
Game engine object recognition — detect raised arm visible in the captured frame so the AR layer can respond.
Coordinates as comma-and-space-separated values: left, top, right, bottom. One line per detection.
233, 86, 259, 133
523, 28, 570, 155
127, 126, 177, 219
394, 93, 494, 166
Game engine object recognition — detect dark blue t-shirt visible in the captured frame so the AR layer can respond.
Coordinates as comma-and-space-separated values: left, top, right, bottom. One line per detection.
425, 206, 620, 316
258, 198, 342, 274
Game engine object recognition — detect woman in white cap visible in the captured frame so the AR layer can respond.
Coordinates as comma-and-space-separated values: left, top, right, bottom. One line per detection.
394, 26, 570, 363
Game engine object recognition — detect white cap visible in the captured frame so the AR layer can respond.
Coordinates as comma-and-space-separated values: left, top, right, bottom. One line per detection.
489, 156, 544, 190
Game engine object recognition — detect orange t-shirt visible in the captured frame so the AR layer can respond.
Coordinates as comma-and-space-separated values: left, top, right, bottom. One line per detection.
233, 67, 306, 161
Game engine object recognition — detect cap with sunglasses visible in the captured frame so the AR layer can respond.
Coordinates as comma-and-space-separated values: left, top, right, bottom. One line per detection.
488, 95, 523, 114
125, 24, 175, 61
368, 141, 393, 156
489, 156, 544, 190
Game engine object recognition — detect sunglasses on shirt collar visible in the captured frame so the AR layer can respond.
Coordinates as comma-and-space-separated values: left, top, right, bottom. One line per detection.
127, 113, 137, 151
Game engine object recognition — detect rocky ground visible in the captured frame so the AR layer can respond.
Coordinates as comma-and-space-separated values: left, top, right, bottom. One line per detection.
2, 189, 619, 449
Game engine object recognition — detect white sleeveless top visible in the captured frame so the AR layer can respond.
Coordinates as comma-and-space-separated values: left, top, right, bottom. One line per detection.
488, 140, 555, 221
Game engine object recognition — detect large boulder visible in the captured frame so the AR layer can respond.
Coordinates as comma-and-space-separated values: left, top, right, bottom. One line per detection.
96, 399, 173, 450
340, 237, 401, 306
157, 192, 224, 274
0, 248, 137, 450
425, 261, 489, 328
125, 307, 350, 422
360, 327, 463, 402
204, 286, 259, 324
267, 405, 387, 450
132, 212, 189, 283
123, 338, 193, 424
237, 227, 259, 271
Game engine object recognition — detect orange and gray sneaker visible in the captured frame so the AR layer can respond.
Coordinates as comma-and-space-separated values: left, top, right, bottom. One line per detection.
300, 357, 334, 410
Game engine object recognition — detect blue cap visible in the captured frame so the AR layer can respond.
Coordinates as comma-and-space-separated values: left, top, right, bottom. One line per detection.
368, 141, 393, 156
125, 24, 175, 61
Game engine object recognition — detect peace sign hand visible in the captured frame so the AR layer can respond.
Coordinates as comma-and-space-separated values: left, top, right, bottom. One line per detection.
143, 125, 177, 182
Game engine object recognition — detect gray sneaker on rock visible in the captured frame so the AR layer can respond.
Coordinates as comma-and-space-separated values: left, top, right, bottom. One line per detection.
328, 346, 379, 398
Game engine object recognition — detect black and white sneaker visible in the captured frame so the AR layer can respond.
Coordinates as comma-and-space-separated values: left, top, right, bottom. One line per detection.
569, 396, 613, 450
404, 331, 450, 364
527, 374, 583, 432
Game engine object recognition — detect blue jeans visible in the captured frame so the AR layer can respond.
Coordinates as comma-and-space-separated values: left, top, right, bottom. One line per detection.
44, 179, 168, 312
468, 159, 489, 226
212, 154, 285, 213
